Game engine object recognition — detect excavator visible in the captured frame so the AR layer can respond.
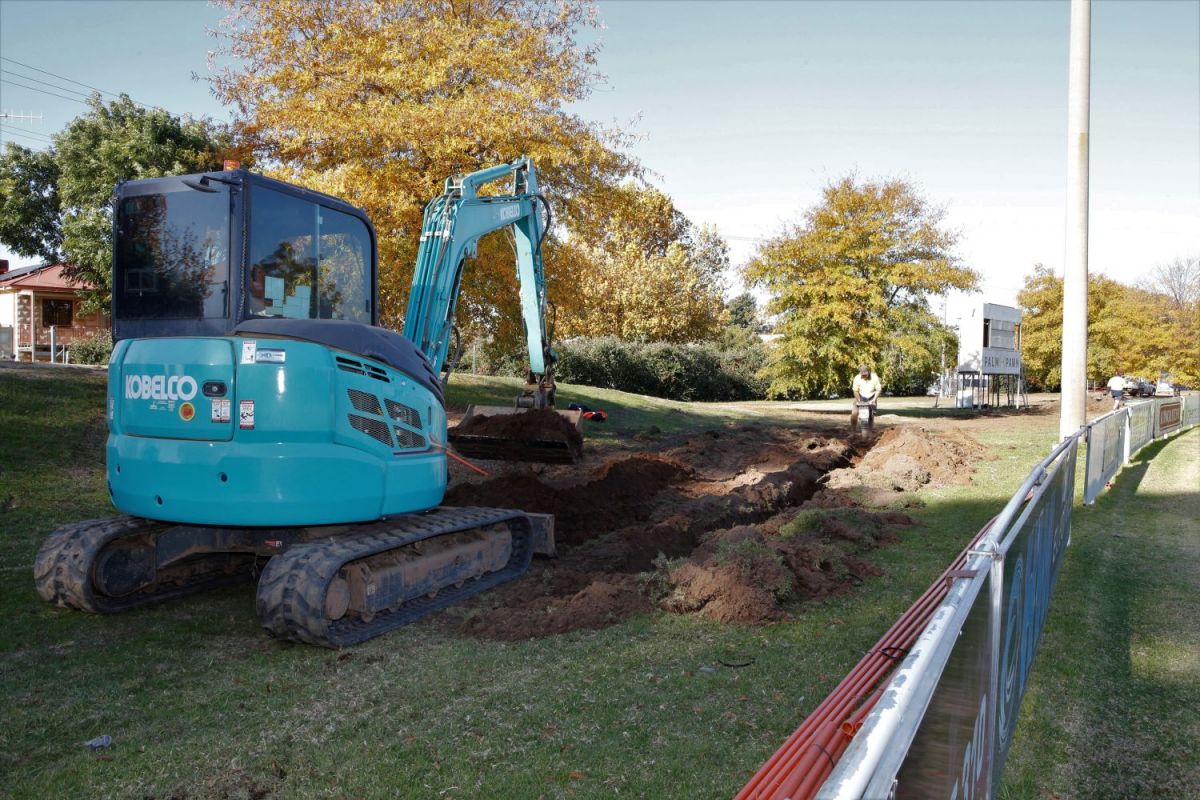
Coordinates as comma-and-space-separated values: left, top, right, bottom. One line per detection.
34, 158, 578, 647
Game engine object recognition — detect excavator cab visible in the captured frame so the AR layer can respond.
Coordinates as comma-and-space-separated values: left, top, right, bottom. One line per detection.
111, 165, 581, 465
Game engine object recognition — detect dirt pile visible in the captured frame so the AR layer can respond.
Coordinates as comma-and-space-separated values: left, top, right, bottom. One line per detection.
440, 424, 976, 639
657, 509, 910, 624
444, 454, 691, 546
822, 426, 983, 495
451, 409, 584, 460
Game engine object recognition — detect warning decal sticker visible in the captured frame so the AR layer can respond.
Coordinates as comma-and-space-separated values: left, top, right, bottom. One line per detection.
239, 400, 255, 430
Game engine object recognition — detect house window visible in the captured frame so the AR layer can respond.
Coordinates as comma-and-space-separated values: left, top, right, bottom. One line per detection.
42, 299, 73, 328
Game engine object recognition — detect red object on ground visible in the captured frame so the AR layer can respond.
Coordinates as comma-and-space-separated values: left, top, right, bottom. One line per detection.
735, 517, 997, 800
440, 444, 490, 477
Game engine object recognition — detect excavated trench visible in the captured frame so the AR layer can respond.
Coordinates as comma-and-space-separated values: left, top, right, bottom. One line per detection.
440, 424, 982, 640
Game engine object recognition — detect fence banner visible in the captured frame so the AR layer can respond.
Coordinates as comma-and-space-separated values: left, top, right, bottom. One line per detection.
1153, 397, 1183, 438
1186, 395, 1200, 429
990, 439, 1078, 787
890, 568, 993, 799
1084, 411, 1125, 505
1128, 401, 1155, 456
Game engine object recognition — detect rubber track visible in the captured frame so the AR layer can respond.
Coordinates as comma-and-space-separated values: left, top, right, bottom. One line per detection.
33, 516, 255, 613
255, 506, 534, 648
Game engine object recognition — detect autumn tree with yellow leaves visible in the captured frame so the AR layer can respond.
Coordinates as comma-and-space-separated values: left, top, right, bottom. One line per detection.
209, 0, 722, 350
562, 184, 728, 342
1018, 262, 1199, 389
747, 176, 978, 398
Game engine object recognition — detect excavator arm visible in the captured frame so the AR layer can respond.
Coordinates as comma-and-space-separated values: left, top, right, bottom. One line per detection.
402, 158, 581, 462
402, 157, 553, 398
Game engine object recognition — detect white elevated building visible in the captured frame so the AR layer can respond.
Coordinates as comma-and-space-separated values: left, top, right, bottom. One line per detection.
954, 302, 1025, 408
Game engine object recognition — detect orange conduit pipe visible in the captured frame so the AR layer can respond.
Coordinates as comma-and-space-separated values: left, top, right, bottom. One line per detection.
738, 559, 968, 799
736, 517, 997, 800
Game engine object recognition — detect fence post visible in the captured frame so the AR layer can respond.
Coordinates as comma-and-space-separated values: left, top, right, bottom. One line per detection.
49, 325, 56, 364
1123, 407, 1132, 465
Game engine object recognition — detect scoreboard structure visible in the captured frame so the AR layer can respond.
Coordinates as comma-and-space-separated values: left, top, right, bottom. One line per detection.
954, 302, 1025, 409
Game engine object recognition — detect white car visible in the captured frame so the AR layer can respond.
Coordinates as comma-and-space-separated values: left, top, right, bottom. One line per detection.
1154, 381, 1178, 397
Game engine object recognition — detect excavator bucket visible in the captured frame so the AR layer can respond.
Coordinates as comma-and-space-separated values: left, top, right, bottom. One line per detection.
449, 406, 584, 464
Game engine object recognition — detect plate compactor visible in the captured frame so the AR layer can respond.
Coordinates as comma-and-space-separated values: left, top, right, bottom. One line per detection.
34, 158, 580, 647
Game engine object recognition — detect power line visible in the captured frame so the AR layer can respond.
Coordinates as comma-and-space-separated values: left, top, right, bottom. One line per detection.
0, 124, 53, 141
1, 68, 92, 100
0, 127, 52, 145
1, 78, 90, 105
0, 56, 164, 112
1, 56, 123, 100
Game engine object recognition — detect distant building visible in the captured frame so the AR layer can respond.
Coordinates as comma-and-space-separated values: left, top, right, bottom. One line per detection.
0, 260, 109, 362
954, 302, 1025, 408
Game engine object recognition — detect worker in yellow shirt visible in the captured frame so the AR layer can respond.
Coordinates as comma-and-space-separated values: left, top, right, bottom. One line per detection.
851, 365, 882, 432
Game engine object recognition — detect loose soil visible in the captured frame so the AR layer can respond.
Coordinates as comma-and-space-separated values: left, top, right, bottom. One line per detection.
451, 409, 584, 460
440, 422, 981, 640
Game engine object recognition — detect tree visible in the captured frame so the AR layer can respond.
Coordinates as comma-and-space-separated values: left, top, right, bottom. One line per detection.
1140, 255, 1200, 312
563, 186, 728, 342
1018, 264, 1198, 389
745, 176, 977, 397
0, 144, 61, 261
0, 95, 232, 313
726, 292, 758, 330
1016, 265, 1064, 389
209, 0, 640, 346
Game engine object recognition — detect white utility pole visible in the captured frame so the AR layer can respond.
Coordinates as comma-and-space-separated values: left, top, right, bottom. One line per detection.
1060, 0, 1091, 440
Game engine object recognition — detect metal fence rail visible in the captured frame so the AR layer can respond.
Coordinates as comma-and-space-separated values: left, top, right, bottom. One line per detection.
804, 395, 1198, 800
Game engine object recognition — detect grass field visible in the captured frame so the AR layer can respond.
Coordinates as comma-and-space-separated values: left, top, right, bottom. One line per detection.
0, 364, 1194, 799
999, 427, 1200, 798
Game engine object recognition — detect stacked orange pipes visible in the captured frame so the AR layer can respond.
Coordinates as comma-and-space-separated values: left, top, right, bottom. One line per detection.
736, 518, 997, 800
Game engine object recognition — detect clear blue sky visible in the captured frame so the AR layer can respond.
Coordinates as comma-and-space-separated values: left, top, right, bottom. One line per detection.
2, 0, 1197, 321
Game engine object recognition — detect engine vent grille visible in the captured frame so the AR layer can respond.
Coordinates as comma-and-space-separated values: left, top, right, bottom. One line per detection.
385, 399, 423, 430
336, 356, 390, 383
347, 389, 383, 416
348, 414, 393, 447
394, 426, 427, 450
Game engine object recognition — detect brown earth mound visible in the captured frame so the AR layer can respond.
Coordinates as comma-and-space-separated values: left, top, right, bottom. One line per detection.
823, 426, 983, 495
452, 409, 584, 458
444, 454, 691, 546
440, 424, 972, 639
658, 510, 908, 624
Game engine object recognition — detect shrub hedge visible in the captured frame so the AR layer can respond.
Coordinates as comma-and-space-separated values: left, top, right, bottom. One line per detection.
70, 331, 113, 365
553, 335, 768, 402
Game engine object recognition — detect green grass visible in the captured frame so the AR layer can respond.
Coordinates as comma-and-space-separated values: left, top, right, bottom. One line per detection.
999, 428, 1200, 799
0, 366, 1192, 799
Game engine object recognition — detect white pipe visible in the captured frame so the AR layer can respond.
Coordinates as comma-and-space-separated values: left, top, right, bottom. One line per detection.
1060, 0, 1091, 440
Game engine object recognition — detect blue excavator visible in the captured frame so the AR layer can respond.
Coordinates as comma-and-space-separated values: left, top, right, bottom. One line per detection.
34, 158, 578, 647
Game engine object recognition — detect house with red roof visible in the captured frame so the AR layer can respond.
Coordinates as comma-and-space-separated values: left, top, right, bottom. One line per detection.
0, 260, 109, 361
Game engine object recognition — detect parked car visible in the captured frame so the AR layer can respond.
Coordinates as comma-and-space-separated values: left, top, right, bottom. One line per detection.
1154, 380, 1179, 397
1124, 377, 1153, 397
